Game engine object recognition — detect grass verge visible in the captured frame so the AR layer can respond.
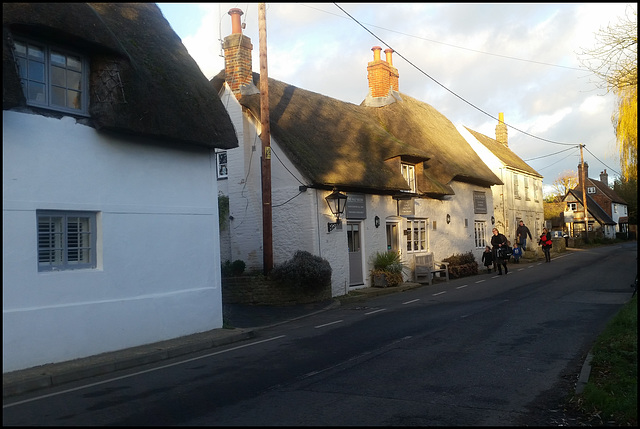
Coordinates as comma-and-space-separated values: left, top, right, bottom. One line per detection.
573, 293, 637, 425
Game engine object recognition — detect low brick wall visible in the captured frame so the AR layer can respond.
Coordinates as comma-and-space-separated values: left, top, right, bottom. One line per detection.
222, 276, 331, 306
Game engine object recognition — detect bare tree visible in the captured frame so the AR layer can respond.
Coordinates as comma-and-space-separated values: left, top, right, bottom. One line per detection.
579, 6, 637, 181
548, 170, 579, 201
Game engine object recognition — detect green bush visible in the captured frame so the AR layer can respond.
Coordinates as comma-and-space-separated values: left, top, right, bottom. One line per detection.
270, 251, 332, 292
221, 259, 246, 277
370, 251, 406, 274
442, 251, 478, 279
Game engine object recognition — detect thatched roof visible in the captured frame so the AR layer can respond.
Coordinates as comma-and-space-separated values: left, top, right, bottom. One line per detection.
464, 127, 542, 178
214, 71, 502, 196
3, 3, 237, 150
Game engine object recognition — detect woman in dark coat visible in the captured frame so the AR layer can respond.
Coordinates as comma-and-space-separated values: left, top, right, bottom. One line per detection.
490, 227, 509, 275
539, 227, 552, 262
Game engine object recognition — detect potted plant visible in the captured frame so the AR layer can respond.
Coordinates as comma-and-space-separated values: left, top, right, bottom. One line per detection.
370, 251, 407, 288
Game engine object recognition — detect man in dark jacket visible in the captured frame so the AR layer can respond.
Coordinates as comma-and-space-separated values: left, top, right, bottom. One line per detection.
516, 220, 532, 251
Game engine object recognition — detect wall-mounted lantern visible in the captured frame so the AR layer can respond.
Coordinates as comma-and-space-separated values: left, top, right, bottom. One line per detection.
491, 216, 495, 225
446, 214, 451, 224
325, 188, 348, 232
374, 216, 380, 228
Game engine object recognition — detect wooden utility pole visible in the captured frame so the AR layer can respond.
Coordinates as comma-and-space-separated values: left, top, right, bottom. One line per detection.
580, 144, 589, 243
259, 3, 273, 273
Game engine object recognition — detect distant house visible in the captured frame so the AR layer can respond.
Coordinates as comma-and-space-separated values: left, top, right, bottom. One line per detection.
458, 115, 545, 244
3, 3, 238, 372
562, 163, 628, 239
213, 8, 502, 296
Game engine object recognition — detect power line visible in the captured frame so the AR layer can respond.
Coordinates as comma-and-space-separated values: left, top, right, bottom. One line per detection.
302, 3, 584, 72
332, 3, 579, 148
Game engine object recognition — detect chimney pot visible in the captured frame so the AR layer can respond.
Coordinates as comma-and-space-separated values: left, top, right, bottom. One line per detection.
229, 8, 244, 34
372, 46, 382, 62
384, 48, 394, 66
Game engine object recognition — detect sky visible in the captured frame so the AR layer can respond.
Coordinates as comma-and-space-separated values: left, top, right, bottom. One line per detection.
156, 3, 635, 196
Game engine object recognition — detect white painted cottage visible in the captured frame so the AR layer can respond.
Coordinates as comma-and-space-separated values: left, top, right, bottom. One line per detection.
457, 115, 545, 246
213, 9, 502, 297
2, 3, 238, 372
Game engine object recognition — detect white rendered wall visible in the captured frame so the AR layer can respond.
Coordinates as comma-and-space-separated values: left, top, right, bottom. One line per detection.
3, 111, 223, 372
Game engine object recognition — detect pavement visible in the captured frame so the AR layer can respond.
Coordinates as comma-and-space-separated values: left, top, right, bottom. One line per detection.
5, 255, 593, 399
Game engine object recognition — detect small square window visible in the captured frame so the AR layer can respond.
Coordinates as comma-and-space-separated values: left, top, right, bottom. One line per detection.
587, 186, 596, 194
37, 210, 97, 271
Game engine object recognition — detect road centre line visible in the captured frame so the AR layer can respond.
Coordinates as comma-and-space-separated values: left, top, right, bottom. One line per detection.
432, 291, 446, 296
475, 279, 486, 283
402, 299, 420, 305
456, 284, 468, 289
365, 308, 386, 315
314, 320, 343, 328
3, 335, 287, 408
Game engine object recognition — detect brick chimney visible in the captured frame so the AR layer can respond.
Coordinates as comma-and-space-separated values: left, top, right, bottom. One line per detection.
223, 8, 257, 99
577, 162, 589, 187
599, 169, 609, 187
495, 112, 508, 148
364, 46, 400, 107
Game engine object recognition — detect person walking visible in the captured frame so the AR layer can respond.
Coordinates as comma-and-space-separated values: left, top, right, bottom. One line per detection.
538, 227, 552, 262
481, 245, 494, 273
511, 242, 523, 263
491, 227, 509, 275
516, 220, 533, 251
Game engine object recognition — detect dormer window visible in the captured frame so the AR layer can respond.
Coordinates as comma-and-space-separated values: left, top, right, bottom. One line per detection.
13, 38, 89, 115
401, 163, 416, 193
587, 186, 596, 194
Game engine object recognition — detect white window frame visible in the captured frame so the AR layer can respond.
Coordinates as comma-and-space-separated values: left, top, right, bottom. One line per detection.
401, 163, 416, 193
474, 221, 487, 248
568, 202, 577, 211
216, 151, 228, 179
13, 38, 89, 116
587, 186, 596, 194
406, 219, 427, 253
37, 210, 97, 271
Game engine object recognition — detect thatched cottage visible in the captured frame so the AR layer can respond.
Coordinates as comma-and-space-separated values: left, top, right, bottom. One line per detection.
213, 8, 502, 297
3, 3, 238, 372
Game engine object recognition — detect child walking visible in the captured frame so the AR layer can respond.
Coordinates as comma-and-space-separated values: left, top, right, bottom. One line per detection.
481, 245, 494, 273
511, 242, 523, 263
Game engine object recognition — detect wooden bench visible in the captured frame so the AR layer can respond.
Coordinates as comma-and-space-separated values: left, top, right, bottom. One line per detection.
414, 253, 450, 285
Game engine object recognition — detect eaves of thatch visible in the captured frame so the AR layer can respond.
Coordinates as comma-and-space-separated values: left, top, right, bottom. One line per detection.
216, 71, 500, 196
3, 3, 237, 150
464, 126, 542, 179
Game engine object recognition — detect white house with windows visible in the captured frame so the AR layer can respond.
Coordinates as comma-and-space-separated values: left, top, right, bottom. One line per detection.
2, 3, 237, 372
213, 9, 502, 296
457, 116, 545, 246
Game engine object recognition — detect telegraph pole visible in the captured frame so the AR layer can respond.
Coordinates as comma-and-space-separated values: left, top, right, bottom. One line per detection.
259, 3, 273, 274
580, 144, 589, 243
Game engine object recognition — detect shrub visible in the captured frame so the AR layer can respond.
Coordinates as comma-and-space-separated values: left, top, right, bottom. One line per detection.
442, 251, 478, 279
270, 251, 332, 293
221, 259, 246, 277
370, 251, 406, 274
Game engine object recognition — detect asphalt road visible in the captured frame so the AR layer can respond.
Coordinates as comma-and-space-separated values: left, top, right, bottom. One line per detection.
3, 242, 636, 426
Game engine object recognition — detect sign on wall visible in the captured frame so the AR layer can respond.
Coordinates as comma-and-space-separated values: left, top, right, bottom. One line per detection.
473, 191, 487, 214
398, 198, 415, 216
346, 193, 366, 219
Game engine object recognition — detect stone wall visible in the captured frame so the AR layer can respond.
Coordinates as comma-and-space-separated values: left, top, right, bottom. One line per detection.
222, 276, 332, 306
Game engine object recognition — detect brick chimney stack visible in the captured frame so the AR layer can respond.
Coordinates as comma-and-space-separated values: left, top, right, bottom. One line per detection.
600, 169, 609, 187
367, 46, 399, 98
223, 8, 254, 99
577, 162, 589, 187
495, 112, 508, 148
